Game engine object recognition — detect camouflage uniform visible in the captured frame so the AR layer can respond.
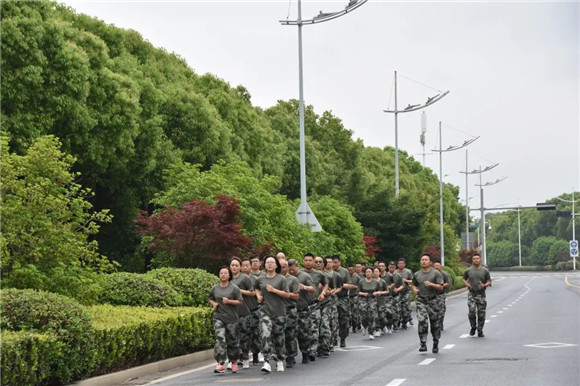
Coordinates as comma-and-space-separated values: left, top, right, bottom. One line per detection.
238, 314, 251, 361
308, 305, 322, 356
213, 319, 240, 364
397, 267, 414, 327
335, 266, 351, 341
360, 296, 378, 333
284, 307, 299, 358
318, 302, 332, 354
416, 296, 441, 344
296, 308, 311, 355
260, 315, 286, 362
467, 292, 487, 332
349, 273, 361, 331
250, 308, 261, 355
437, 269, 450, 330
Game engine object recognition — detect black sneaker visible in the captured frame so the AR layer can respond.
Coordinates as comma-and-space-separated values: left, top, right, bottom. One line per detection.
401, 323, 407, 330
340, 339, 346, 348
321, 350, 330, 357
478, 331, 485, 338
432, 342, 439, 353
252, 353, 259, 365
352, 326, 357, 333
469, 328, 476, 336
301, 353, 309, 364
308, 354, 316, 362
286, 357, 295, 368
419, 342, 427, 352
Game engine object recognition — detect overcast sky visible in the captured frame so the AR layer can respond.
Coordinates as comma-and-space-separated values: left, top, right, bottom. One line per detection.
63, 0, 579, 218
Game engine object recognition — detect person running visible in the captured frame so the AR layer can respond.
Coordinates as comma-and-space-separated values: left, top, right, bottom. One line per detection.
411, 254, 444, 353
389, 261, 405, 332
230, 257, 255, 369
433, 261, 450, 331
302, 253, 328, 362
209, 266, 244, 374
462, 253, 492, 337
397, 258, 414, 329
357, 267, 380, 340
332, 255, 356, 347
349, 263, 362, 334
256, 255, 290, 373
240, 257, 262, 365
372, 267, 389, 337
288, 259, 315, 364
325, 256, 342, 352
280, 259, 300, 369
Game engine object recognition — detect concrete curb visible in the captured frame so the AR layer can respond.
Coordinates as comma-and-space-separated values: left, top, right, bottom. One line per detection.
73, 349, 213, 386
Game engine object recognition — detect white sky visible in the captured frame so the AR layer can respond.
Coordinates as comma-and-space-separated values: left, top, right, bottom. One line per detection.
62, 0, 579, 218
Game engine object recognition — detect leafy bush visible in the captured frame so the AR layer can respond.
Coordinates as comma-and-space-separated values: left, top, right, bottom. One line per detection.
0, 331, 63, 386
555, 261, 568, 271
87, 305, 213, 375
145, 268, 218, 307
0, 289, 96, 384
97, 272, 183, 307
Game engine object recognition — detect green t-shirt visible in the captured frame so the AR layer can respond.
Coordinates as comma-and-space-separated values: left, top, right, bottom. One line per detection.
391, 271, 403, 296
398, 268, 413, 292
376, 278, 388, 303
349, 273, 361, 297
335, 267, 350, 298
257, 274, 288, 317
231, 273, 253, 316
209, 282, 243, 324
358, 278, 380, 296
412, 268, 443, 297
295, 270, 314, 310
245, 274, 259, 310
463, 266, 491, 295
284, 274, 300, 308
439, 270, 450, 293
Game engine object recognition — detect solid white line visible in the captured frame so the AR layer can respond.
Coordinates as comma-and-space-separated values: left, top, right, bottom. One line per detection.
418, 358, 436, 366
385, 379, 406, 386
442, 344, 455, 350
146, 363, 215, 384
459, 334, 470, 338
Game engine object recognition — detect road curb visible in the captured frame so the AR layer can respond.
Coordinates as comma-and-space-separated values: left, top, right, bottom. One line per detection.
72, 349, 213, 386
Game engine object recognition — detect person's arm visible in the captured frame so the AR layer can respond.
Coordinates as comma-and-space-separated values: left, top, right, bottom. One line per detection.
208, 299, 219, 310
255, 288, 263, 303
222, 297, 243, 306
266, 284, 290, 299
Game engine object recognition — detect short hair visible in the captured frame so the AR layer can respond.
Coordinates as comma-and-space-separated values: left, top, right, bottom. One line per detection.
421, 253, 433, 262
364, 267, 373, 275
230, 256, 242, 265
398, 257, 406, 263
241, 257, 250, 263
347, 263, 354, 268
331, 255, 341, 261
388, 261, 396, 266
218, 266, 233, 281
472, 253, 481, 258
288, 259, 298, 267
263, 255, 282, 274
304, 252, 314, 258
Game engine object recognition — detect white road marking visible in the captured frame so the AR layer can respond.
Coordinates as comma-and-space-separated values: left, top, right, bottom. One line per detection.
491, 315, 498, 318
503, 308, 509, 310
385, 379, 406, 386
498, 311, 503, 313
485, 319, 490, 322
443, 344, 455, 350
459, 334, 470, 338
418, 358, 436, 365
146, 363, 215, 384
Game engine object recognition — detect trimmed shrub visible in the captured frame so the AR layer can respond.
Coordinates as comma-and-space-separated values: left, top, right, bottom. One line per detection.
0, 289, 96, 384
1, 331, 63, 386
145, 268, 218, 306
97, 272, 183, 307
555, 261, 568, 271
86, 305, 214, 376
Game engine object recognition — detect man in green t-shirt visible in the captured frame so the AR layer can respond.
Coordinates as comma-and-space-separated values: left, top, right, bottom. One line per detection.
412, 254, 444, 353
433, 261, 450, 331
462, 253, 492, 337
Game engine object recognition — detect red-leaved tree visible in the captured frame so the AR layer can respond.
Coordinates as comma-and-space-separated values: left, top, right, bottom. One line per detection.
136, 195, 252, 270
364, 236, 381, 258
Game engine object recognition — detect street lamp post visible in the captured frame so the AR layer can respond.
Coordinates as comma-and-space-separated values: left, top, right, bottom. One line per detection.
280, 0, 367, 231
384, 74, 449, 197
556, 191, 578, 270
432, 122, 478, 265
475, 175, 507, 266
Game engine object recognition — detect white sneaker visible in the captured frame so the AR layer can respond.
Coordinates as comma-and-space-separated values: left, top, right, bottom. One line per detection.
242, 359, 250, 369
373, 330, 381, 337
261, 362, 271, 373
369, 334, 375, 340
224, 360, 231, 370
258, 352, 265, 363
276, 361, 284, 372
362, 327, 367, 336
384, 327, 389, 335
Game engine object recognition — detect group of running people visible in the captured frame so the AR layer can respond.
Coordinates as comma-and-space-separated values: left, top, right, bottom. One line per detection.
209, 251, 458, 374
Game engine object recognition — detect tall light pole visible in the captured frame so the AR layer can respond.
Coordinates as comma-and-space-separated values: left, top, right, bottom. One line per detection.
556, 191, 578, 270
384, 74, 449, 197
432, 122, 478, 265
460, 160, 499, 250
280, 0, 367, 231
475, 175, 507, 266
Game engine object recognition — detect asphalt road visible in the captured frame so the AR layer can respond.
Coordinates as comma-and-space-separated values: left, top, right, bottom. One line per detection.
135, 271, 580, 386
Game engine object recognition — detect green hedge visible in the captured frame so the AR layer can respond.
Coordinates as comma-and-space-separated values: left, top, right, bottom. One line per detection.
0, 289, 96, 384
96, 272, 184, 307
87, 305, 214, 375
145, 268, 218, 307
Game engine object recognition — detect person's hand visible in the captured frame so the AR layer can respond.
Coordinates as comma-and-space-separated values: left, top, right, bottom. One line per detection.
478, 283, 485, 290
257, 294, 263, 303
425, 280, 432, 287
266, 284, 275, 293
222, 297, 230, 304
212, 303, 219, 310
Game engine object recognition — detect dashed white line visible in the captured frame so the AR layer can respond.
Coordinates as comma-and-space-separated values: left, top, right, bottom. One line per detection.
491, 315, 498, 318
498, 311, 504, 314
459, 334, 470, 338
385, 379, 406, 386
418, 358, 436, 366
503, 308, 509, 310
443, 344, 455, 350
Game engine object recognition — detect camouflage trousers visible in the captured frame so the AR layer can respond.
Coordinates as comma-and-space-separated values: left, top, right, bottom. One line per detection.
318, 303, 332, 352
376, 297, 387, 331
399, 290, 412, 325
284, 307, 298, 358
386, 296, 399, 329
359, 297, 377, 332
416, 296, 441, 343
213, 318, 240, 364
249, 308, 261, 354
329, 301, 339, 347
260, 314, 285, 362
337, 297, 351, 339
349, 296, 360, 330
467, 292, 487, 332
436, 294, 446, 330
296, 308, 312, 355
238, 314, 251, 360
308, 306, 321, 355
